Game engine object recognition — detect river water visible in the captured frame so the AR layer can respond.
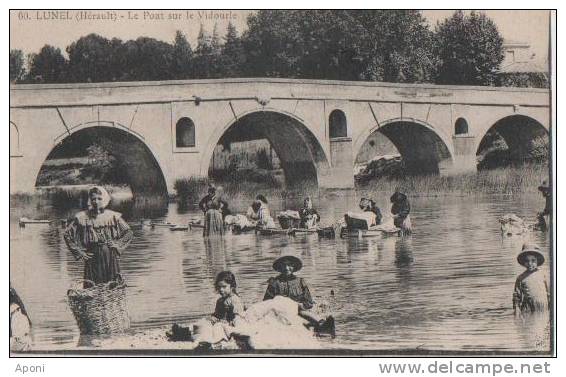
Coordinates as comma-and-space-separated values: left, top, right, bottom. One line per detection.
9, 192, 552, 353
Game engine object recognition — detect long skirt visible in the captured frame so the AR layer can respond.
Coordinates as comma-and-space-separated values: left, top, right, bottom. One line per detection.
204, 209, 225, 237
84, 245, 121, 285
394, 215, 412, 236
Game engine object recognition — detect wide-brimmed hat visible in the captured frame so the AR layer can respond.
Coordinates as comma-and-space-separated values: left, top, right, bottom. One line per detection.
273, 255, 303, 272
517, 243, 545, 267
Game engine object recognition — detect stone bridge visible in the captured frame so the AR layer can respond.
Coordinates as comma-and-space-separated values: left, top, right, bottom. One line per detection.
9, 78, 550, 194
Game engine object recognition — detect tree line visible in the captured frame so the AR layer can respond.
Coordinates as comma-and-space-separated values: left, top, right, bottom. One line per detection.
9, 10, 532, 87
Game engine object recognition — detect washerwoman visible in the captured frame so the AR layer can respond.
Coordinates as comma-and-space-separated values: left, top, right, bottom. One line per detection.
202, 186, 227, 236
264, 255, 335, 335
64, 186, 133, 285
390, 189, 411, 235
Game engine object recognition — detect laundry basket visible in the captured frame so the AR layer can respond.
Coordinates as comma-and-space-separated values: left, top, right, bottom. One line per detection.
67, 275, 130, 335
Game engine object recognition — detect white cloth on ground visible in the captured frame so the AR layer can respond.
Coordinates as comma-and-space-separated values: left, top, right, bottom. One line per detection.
232, 296, 319, 349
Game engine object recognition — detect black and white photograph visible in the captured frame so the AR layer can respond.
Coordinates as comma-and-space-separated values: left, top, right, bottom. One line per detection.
9, 9, 555, 357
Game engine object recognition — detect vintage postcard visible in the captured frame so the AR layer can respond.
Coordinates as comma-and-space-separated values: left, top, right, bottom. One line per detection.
9, 9, 554, 356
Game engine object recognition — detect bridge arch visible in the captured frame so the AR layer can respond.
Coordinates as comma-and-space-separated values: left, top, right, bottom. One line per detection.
201, 108, 331, 188
354, 118, 454, 174
475, 114, 549, 166
36, 121, 168, 196
10, 121, 21, 156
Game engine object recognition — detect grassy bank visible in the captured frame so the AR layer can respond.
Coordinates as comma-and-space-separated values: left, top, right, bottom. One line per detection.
11, 165, 549, 213
173, 164, 549, 205
173, 176, 320, 204
356, 164, 549, 196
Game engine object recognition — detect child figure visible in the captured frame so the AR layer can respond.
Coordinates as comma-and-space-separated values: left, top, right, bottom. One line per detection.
211, 271, 246, 326
180, 271, 246, 346
513, 243, 550, 314
299, 197, 320, 229
264, 255, 335, 336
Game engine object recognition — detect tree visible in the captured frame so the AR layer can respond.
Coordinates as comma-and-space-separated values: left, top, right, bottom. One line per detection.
348, 10, 437, 82
196, 24, 213, 55
219, 22, 246, 77
193, 24, 221, 78
10, 49, 25, 83
67, 34, 121, 82
83, 143, 116, 180
242, 10, 305, 78
172, 30, 193, 79
28, 45, 67, 83
116, 37, 175, 81
211, 23, 222, 53
434, 11, 504, 85
242, 10, 437, 82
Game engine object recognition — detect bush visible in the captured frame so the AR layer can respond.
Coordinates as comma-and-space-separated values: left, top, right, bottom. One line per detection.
174, 177, 210, 203
357, 163, 548, 196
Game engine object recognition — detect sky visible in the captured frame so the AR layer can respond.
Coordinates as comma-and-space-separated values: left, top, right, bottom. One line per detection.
10, 10, 551, 64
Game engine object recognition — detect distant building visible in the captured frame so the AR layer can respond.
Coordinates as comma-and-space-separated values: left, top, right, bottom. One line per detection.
498, 40, 549, 88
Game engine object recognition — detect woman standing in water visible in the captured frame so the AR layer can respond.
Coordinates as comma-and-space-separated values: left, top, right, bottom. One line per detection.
202, 186, 227, 236
64, 186, 133, 285
390, 189, 412, 235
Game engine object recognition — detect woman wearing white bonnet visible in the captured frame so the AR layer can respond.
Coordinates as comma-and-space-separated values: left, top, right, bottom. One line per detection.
64, 186, 133, 285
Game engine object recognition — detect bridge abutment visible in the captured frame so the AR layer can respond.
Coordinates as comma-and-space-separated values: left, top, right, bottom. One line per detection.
320, 137, 355, 189
440, 135, 478, 175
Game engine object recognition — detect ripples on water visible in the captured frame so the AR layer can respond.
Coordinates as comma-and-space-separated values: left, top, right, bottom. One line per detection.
9, 193, 551, 352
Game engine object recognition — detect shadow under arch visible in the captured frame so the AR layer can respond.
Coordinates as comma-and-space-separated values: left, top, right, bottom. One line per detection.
476, 115, 549, 164
355, 118, 453, 174
202, 109, 331, 188
36, 123, 168, 197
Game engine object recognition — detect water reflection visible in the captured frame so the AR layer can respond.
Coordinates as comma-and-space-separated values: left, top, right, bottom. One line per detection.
9, 193, 551, 352
513, 311, 551, 351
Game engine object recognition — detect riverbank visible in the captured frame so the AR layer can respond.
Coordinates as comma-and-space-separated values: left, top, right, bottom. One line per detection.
11, 164, 549, 208
356, 163, 549, 197
173, 164, 550, 203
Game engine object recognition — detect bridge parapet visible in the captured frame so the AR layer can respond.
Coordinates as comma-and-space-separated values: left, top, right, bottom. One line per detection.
10, 78, 550, 109
10, 79, 550, 194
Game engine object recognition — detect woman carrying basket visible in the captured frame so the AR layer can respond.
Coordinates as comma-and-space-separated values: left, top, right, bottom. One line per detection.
64, 186, 133, 285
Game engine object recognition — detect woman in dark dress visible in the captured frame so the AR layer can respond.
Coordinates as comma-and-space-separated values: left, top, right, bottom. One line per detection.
299, 196, 320, 229
390, 190, 411, 235
264, 255, 334, 335
64, 186, 133, 285
202, 186, 227, 236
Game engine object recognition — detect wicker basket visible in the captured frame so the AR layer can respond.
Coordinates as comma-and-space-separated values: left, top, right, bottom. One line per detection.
67, 275, 130, 335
